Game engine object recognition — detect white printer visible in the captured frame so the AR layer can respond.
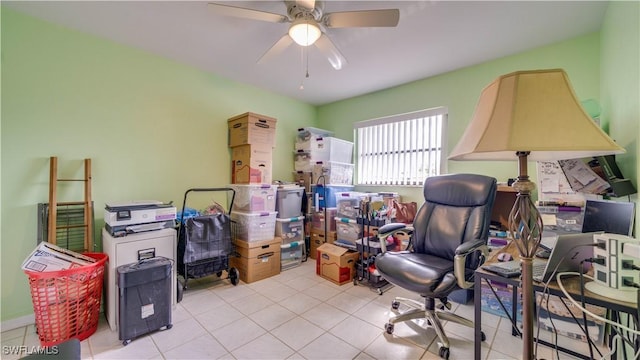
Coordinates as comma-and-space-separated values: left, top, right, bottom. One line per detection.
104, 201, 176, 236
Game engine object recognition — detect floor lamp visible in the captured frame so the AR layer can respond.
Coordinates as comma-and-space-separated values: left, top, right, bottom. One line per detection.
448, 69, 625, 359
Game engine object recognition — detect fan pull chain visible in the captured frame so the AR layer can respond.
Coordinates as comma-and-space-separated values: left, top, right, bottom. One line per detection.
299, 45, 308, 90
299, 46, 304, 90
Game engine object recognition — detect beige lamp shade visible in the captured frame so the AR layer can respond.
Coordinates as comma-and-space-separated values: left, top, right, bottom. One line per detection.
449, 69, 625, 161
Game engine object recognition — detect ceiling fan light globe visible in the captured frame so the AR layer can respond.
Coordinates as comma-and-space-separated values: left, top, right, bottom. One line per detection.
289, 20, 321, 46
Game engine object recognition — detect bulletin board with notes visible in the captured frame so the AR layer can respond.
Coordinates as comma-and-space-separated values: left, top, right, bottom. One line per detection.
535, 160, 607, 233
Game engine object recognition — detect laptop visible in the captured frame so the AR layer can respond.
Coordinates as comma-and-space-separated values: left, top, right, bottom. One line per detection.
482, 232, 599, 282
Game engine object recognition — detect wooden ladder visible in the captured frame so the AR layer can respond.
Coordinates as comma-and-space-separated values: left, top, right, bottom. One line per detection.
48, 156, 93, 252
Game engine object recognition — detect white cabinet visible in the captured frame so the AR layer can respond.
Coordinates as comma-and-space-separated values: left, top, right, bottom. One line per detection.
102, 228, 177, 331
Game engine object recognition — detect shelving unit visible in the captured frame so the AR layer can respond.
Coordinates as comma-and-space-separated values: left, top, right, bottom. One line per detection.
48, 156, 94, 252
353, 216, 393, 295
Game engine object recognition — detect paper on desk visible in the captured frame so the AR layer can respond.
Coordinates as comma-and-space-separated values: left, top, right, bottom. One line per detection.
537, 161, 574, 194
558, 159, 610, 194
541, 177, 560, 193
540, 213, 557, 226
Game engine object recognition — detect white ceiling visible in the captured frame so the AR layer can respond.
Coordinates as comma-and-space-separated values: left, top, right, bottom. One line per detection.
4, 1, 609, 105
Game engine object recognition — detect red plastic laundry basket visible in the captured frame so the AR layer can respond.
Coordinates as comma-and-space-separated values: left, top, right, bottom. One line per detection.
24, 252, 108, 346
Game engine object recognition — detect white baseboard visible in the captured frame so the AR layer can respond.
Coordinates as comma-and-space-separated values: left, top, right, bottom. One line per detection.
1, 314, 35, 332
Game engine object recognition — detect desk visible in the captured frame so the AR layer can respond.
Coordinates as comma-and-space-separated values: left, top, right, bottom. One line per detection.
474, 242, 638, 360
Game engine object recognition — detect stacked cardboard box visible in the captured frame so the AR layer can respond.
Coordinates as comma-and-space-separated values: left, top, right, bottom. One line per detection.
231, 237, 281, 284
228, 112, 276, 184
227, 112, 280, 283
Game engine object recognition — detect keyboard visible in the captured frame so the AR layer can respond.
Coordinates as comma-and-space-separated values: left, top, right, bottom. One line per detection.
481, 260, 521, 277
532, 261, 546, 279
482, 259, 547, 279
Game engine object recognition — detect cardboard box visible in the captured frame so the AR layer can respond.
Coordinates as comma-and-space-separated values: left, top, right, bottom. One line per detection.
316, 243, 359, 285
309, 229, 336, 260
230, 237, 281, 283
231, 144, 273, 184
228, 112, 277, 148
293, 171, 314, 193
22, 242, 96, 272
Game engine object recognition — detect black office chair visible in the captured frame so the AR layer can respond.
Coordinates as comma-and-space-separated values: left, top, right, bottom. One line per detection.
375, 173, 497, 359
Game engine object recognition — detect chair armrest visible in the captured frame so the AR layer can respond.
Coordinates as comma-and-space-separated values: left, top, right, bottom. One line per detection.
454, 239, 490, 289
377, 223, 414, 253
378, 223, 411, 236
455, 239, 486, 256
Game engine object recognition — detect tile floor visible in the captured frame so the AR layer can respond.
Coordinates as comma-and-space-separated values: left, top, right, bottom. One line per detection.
2, 259, 590, 360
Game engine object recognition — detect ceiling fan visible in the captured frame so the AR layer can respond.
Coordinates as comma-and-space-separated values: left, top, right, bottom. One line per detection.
207, 0, 400, 70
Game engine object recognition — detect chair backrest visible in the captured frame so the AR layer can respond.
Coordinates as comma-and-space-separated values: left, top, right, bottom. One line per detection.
412, 174, 497, 264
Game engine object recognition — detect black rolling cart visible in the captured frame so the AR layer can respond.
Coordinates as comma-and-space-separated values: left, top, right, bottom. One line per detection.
177, 188, 239, 289
117, 257, 173, 346
353, 200, 394, 294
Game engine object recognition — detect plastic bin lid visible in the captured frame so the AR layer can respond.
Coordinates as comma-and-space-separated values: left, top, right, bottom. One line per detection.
297, 127, 333, 137
276, 215, 305, 222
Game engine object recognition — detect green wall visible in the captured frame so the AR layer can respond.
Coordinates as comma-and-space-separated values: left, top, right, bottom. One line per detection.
2, 2, 639, 326
1, 8, 316, 322
600, 1, 640, 235
317, 33, 602, 202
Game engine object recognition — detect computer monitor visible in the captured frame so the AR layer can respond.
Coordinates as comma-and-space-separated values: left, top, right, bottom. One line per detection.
581, 199, 635, 236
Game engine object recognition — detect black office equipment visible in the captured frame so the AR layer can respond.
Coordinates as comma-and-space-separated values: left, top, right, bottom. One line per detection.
581, 199, 635, 236
590, 155, 637, 197
481, 261, 522, 278
117, 257, 173, 345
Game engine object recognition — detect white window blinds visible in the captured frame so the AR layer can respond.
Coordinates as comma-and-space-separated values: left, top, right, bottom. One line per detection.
354, 108, 447, 186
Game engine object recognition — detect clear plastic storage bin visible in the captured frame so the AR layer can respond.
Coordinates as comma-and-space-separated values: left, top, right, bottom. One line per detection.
311, 207, 337, 232
230, 211, 278, 242
312, 185, 354, 208
275, 216, 305, 243
297, 138, 354, 163
335, 217, 363, 244
280, 241, 304, 270
276, 186, 304, 218
335, 192, 369, 219
294, 151, 329, 172
295, 128, 334, 151
229, 184, 277, 212
296, 127, 333, 142
313, 161, 354, 185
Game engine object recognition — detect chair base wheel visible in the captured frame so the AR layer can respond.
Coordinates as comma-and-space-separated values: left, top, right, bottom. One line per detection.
439, 346, 450, 359
391, 300, 400, 310
481, 331, 486, 342
385, 323, 394, 334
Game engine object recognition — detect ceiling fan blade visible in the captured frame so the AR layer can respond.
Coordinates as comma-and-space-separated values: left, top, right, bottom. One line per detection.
207, 3, 288, 23
295, 0, 316, 10
314, 34, 347, 70
257, 34, 294, 64
323, 9, 400, 28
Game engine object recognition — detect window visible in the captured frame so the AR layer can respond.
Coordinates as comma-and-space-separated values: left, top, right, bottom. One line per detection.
354, 107, 447, 186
